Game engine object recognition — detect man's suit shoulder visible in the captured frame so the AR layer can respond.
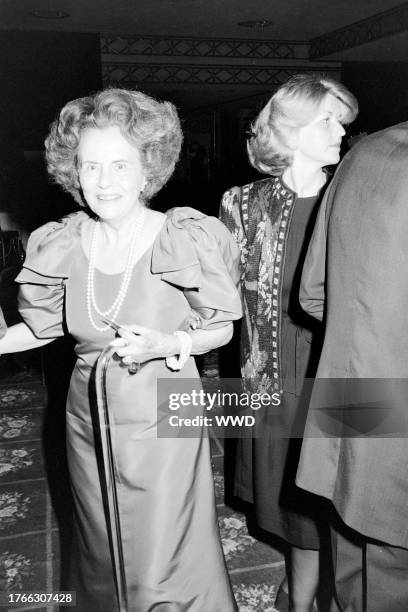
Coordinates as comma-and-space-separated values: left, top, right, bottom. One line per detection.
350, 121, 408, 157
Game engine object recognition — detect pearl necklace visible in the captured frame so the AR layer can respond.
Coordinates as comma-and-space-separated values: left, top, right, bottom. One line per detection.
86, 208, 145, 332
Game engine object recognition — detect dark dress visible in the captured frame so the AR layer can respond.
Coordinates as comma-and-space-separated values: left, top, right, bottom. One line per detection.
250, 195, 323, 548
16, 207, 242, 611
221, 178, 324, 550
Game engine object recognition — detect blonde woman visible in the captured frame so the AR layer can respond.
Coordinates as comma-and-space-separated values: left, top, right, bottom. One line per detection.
220, 74, 358, 612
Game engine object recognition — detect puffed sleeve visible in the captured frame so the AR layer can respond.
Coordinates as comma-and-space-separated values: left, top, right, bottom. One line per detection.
151, 207, 242, 329
15, 211, 87, 338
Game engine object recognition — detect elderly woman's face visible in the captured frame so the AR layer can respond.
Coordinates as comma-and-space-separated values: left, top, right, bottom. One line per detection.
294, 93, 347, 168
77, 125, 146, 223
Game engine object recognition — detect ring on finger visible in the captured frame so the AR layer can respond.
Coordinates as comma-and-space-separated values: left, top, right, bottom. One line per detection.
128, 361, 140, 375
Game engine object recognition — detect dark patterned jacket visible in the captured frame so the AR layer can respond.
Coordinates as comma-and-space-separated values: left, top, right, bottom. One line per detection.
220, 176, 296, 393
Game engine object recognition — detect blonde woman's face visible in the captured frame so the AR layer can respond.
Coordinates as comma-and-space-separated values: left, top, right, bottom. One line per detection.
294, 93, 347, 168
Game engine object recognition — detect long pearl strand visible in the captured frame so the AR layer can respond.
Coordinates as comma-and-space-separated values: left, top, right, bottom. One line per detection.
86, 208, 145, 332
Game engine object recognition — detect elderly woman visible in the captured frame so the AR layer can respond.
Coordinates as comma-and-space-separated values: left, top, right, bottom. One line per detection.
0, 88, 241, 611
220, 74, 358, 612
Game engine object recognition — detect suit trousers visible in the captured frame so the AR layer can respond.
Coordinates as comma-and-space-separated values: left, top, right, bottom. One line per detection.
329, 513, 408, 612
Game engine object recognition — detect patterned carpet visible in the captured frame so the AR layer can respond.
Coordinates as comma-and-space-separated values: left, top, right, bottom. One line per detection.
0, 356, 283, 611
211, 437, 284, 611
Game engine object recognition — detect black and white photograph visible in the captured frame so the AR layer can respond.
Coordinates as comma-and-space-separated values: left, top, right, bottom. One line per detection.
0, 1, 408, 610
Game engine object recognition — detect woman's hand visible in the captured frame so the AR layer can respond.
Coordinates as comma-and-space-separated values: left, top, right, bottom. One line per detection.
180, 311, 202, 331
110, 324, 180, 366
109, 319, 234, 369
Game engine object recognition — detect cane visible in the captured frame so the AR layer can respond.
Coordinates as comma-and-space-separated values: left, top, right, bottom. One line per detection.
95, 345, 129, 612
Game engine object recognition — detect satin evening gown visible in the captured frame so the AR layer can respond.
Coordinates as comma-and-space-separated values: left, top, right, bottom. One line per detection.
16, 207, 242, 611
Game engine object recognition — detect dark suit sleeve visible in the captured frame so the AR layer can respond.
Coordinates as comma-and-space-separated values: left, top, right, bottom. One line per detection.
299, 186, 331, 321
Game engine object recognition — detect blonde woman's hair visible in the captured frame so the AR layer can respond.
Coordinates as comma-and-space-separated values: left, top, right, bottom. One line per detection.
247, 73, 358, 175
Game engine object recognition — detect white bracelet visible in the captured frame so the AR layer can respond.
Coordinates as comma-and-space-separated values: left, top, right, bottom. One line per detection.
166, 330, 193, 371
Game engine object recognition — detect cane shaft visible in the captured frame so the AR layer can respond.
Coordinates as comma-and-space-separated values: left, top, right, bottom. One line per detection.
95, 347, 129, 612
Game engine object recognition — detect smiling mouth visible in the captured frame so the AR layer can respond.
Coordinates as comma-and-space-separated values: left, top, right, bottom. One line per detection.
97, 195, 120, 200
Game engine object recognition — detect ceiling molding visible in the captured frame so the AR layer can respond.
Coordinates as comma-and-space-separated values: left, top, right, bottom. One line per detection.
310, 1, 408, 58
101, 34, 309, 60
102, 62, 340, 86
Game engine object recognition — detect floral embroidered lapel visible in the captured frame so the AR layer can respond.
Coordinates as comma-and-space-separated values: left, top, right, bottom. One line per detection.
220, 176, 295, 393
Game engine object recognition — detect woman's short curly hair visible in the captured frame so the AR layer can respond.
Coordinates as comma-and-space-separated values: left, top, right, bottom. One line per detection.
247, 74, 358, 176
45, 88, 183, 205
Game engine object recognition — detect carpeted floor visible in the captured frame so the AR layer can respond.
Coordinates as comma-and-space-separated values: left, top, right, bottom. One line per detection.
0, 356, 283, 612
